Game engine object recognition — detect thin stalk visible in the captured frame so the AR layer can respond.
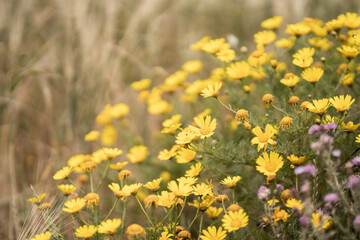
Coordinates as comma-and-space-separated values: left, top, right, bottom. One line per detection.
67, 179, 85, 194
159, 205, 174, 225
104, 198, 119, 220
197, 213, 204, 240
77, 213, 89, 225
216, 97, 237, 114
188, 200, 200, 229
71, 215, 78, 240
122, 200, 128, 228
95, 160, 111, 192
272, 105, 288, 115
89, 172, 94, 193
135, 195, 155, 228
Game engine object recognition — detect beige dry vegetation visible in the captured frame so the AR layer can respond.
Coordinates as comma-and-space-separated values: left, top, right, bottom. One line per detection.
0, 0, 359, 239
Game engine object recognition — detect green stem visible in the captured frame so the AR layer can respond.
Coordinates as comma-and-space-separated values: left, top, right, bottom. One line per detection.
272, 105, 288, 115
89, 172, 94, 193
95, 160, 111, 192
122, 200, 128, 228
188, 200, 200, 230
232, 189, 236, 203
135, 195, 155, 228
77, 213, 89, 225
197, 213, 204, 240
71, 215, 78, 240
67, 179, 85, 194
159, 205, 174, 225
104, 198, 119, 220
216, 97, 237, 114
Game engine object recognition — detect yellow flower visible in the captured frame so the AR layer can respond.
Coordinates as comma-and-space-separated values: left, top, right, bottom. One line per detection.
308, 37, 333, 51
201, 38, 230, 54
144, 177, 162, 191
254, 30, 277, 45
272, 207, 290, 225
341, 72, 355, 86
280, 73, 300, 88
251, 125, 276, 151
158, 145, 180, 160
261, 16, 283, 30
159, 231, 174, 240
158, 191, 176, 208
84, 130, 100, 142
226, 61, 250, 80
63, 198, 86, 213
185, 162, 203, 177
175, 127, 198, 145
111, 103, 129, 118
267, 199, 279, 207
311, 212, 332, 230
200, 226, 227, 240
280, 117, 293, 130
101, 124, 117, 146
285, 198, 303, 211
293, 47, 315, 68
109, 161, 128, 171
301, 67, 324, 84
84, 193, 100, 209
161, 114, 182, 134
98, 218, 122, 235
220, 176, 242, 188
287, 154, 307, 165
28, 193, 46, 204
127, 145, 148, 163
53, 166, 73, 180
191, 115, 217, 139
192, 183, 213, 196
308, 99, 330, 116
176, 147, 196, 164
286, 23, 311, 36
131, 78, 151, 91
125, 224, 146, 238
144, 194, 159, 208
338, 12, 360, 29
30, 232, 51, 240
326, 18, 344, 31
177, 177, 198, 187
256, 151, 283, 177
222, 209, 249, 232
167, 181, 193, 198
216, 49, 236, 63
182, 60, 202, 73
275, 37, 296, 49
95, 104, 112, 125
201, 82, 223, 98
102, 147, 123, 160
75, 225, 97, 239
188, 195, 215, 211
57, 184, 76, 196
118, 169, 132, 180
341, 121, 360, 132
330, 95, 355, 113
337, 45, 359, 59
288, 96, 301, 106
206, 206, 223, 219
235, 109, 249, 121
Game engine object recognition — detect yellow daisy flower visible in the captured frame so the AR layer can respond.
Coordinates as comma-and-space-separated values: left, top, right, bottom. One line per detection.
339, 12, 360, 29
285, 198, 303, 211
201, 38, 230, 54
57, 184, 76, 196
216, 49, 236, 63
280, 117, 293, 130
192, 183, 213, 196
185, 162, 203, 177
287, 154, 307, 165
256, 151, 283, 177
91, 149, 108, 164
75, 225, 97, 239
235, 109, 249, 121
30, 232, 51, 240
272, 207, 290, 225
261, 16, 283, 30
292, 47, 315, 68
221, 209, 249, 232
275, 37, 296, 49
311, 212, 332, 230
126, 145, 148, 163
118, 169, 132, 180
130, 78, 151, 91
177, 177, 198, 186
182, 60, 202, 74
341, 121, 360, 132
220, 176, 242, 188
109, 161, 128, 171
262, 94, 275, 107
175, 127, 198, 145
144, 177, 162, 192
341, 72, 355, 86
28, 193, 46, 204
254, 30, 277, 45
102, 148, 123, 160
337, 45, 359, 59
84, 193, 100, 209
226, 61, 250, 80
326, 18, 344, 31
98, 218, 122, 235
308, 99, 331, 116
330, 95, 355, 113
301, 67, 324, 84
267, 199, 279, 207
63, 198, 86, 213
176, 147, 196, 164
158, 145, 180, 160
111, 103, 129, 118
286, 23, 311, 36
159, 231, 174, 240
251, 124, 276, 152
200, 226, 227, 240
167, 181, 193, 198
125, 224, 146, 238
53, 166, 73, 180
201, 82, 223, 98
158, 191, 176, 208
280, 73, 300, 88
188, 195, 215, 211
144, 194, 159, 208
205, 206, 224, 219
191, 115, 217, 139
84, 130, 100, 142
161, 114, 182, 134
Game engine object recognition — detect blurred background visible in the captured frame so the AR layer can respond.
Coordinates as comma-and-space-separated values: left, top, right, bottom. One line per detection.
1, 0, 360, 239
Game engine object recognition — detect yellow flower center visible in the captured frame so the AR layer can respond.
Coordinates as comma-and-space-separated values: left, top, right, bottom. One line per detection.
200, 126, 211, 135
258, 133, 269, 143
265, 162, 277, 172
230, 219, 243, 228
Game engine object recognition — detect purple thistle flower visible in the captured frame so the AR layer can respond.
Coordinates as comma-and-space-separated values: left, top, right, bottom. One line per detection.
332, 149, 341, 158
347, 175, 360, 189
257, 185, 270, 201
276, 184, 284, 193
351, 156, 360, 166
324, 123, 337, 131
299, 216, 310, 225
308, 125, 321, 134
294, 164, 316, 177
324, 193, 339, 204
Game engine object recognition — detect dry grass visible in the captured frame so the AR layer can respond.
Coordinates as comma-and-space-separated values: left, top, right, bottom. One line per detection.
0, 0, 359, 239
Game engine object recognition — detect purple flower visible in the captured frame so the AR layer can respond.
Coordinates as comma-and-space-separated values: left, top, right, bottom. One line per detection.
324, 123, 337, 131
257, 185, 271, 201
308, 125, 321, 134
351, 156, 360, 166
276, 184, 284, 193
354, 215, 360, 232
294, 164, 316, 177
332, 149, 341, 158
299, 216, 310, 225
347, 175, 360, 188
324, 193, 339, 204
